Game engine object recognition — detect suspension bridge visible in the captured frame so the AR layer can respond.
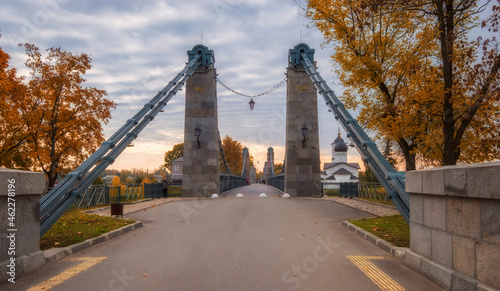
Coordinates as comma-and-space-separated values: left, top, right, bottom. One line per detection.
6, 43, 482, 290
39, 43, 409, 237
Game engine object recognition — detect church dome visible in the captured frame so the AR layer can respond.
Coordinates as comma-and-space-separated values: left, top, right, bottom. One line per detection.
334, 138, 348, 152
332, 134, 342, 145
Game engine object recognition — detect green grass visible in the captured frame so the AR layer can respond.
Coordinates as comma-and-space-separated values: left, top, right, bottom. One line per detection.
349, 215, 410, 247
40, 210, 135, 250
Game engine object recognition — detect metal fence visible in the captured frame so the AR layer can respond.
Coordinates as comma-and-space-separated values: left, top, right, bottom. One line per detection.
220, 174, 247, 193
144, 183, 163, 198
357, 182, 389, 203
75, 185, 108, 209
339, 182, 358, 198
323, 182, 389, 203
268, 173, 284, 191
71, 183, 158, 210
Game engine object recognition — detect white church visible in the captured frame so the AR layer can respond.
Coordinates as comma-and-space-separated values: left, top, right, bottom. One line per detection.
321, 132, 360, 188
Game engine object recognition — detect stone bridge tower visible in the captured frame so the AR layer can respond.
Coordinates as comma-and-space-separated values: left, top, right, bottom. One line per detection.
284, 43, 322, 197
182, 45, 220, 197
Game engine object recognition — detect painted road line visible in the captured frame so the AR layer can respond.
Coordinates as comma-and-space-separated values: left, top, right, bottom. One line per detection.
346, 255, 405, 291
27, 257, 107, 291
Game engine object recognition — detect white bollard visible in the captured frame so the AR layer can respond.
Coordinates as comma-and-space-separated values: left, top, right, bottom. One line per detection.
211, 194, 219, 199
283, 193, 291, 199
236, 193, 244, 198
259, 193, 267, 198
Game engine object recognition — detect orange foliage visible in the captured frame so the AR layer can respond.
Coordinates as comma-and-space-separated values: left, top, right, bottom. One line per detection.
1, 43, 116, 187
112, 176, 121, 186
0, 35, 29, 169
220, 135, 243, 174
306, 0, 500, 168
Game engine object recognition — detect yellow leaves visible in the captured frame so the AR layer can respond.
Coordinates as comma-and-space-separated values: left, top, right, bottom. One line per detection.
1, 42, 116, 185
112, 176, 121, 186
141, 177, 152, 185
221, 135, 244, 174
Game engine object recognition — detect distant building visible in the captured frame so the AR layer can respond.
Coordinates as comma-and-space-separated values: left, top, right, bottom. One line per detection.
321, 133, 360, 189
171, 157, 183, 184
102, 175, 116, 185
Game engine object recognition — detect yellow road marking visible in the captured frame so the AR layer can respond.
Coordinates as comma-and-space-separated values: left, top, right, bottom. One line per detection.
27, 257, 107, 291
346, 255, 405, 291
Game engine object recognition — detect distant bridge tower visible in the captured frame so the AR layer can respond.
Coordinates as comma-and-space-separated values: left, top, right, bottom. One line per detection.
242, 147, 251, 182
284, 43, 322, 197
265, 147, 274, 183
182, 44, 220, 197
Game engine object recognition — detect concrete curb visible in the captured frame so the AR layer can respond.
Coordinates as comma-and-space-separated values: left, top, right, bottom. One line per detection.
43, 221, 143, 264
342, 221, 499, 291
342, 221, 404, 257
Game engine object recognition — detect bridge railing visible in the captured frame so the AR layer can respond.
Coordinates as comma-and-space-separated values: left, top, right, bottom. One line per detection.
357, 182, 389, 203
220, 173, 247, 193
268, 173, 284, 191
322, 182, 390, 204
70, 183, 164, 210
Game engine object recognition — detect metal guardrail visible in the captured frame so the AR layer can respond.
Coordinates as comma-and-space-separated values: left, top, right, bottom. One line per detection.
322, 182, 389, 204
74, 185, 108, 209
357, 182, 388, 203
220, 173, 247, 192
70, 184, 156, 210
339, 182, 358, 199
144, 183, 163, 198
268, 173, 284, 191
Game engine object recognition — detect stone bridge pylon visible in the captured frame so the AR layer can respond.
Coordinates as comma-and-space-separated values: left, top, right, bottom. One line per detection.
284, 43, 322, 197
182, 45, 220, 197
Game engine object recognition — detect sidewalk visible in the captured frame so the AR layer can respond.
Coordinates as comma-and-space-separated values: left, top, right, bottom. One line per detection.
323, 196, 400, 216
86, 197, 198, 216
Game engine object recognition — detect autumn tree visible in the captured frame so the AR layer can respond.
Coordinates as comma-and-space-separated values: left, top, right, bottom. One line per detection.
306, 0, 500, 167
112, 175, 121, 186
220, 135, 253, 175
0, 36, 29, 169
164, 143, 184, 172
306, 0, 437, 170
21, 44, 116, 187
274, 163, 283, 174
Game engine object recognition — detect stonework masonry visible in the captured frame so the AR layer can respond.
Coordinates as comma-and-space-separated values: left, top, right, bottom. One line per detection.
405, 161, 500, 290
182, 63, 220, 197
284, 62, 321, 197
243, 147, 251, 182
0, 168, 46, 283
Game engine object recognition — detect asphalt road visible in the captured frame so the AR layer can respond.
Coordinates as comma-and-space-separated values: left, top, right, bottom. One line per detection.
2, 184, 442, 291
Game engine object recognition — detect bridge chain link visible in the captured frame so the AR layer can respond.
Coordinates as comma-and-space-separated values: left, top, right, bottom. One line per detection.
216, 76, 287, 98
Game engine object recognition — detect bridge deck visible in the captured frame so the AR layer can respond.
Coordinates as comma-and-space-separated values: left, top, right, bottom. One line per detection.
2, 185, 441, 290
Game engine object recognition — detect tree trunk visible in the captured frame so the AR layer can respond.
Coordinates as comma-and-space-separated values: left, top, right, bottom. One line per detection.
437, 0, 458, 165
398, 139, 416, 171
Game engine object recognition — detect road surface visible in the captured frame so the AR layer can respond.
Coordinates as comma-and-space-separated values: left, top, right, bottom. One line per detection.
1, 184, 442, 290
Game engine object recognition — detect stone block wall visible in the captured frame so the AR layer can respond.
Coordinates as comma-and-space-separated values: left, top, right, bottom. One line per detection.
284, 62, 321, 197
0, 168, 46, 283
182, 63, 220, 197
406, 161, 500, 290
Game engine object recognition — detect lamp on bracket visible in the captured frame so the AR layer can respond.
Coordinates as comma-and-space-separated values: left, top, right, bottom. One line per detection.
194, 124, 202, 148
301, 125, 308, 148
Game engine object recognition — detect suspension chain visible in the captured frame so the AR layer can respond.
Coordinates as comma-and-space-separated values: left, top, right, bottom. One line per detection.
216, 76, 287, 98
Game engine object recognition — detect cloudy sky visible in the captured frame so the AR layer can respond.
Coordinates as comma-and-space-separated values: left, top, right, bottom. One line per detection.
0, 0, 364, 172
